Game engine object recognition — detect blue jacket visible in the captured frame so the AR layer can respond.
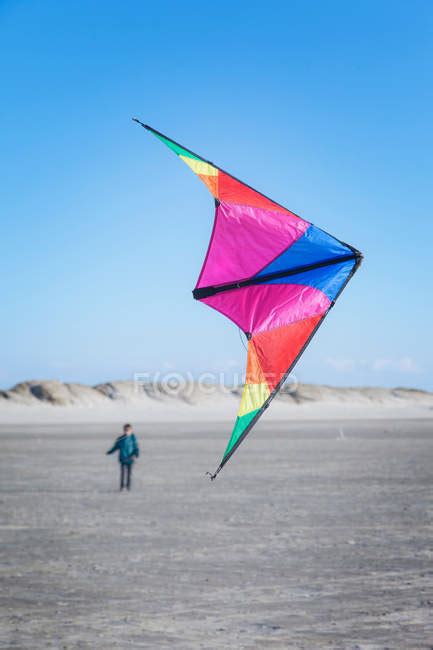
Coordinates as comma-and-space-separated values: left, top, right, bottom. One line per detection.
107, 433, 139, 465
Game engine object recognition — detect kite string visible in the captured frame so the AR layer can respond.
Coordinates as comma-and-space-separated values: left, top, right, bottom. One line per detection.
238, 327, 248, 351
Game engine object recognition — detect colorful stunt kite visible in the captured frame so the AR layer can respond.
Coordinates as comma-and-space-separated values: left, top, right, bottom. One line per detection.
133, 119, 362, 479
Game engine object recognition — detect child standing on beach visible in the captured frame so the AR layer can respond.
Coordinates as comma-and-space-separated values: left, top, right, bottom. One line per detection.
106, 423, 140, 491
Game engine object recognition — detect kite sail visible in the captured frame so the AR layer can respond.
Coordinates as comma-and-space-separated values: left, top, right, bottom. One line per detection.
133, 119, 362, 479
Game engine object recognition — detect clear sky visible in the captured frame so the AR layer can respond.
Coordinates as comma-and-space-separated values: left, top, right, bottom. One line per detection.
1, 0, 432, 390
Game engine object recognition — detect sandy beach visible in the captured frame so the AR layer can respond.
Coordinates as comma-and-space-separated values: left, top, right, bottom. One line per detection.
1, 417, 432, 648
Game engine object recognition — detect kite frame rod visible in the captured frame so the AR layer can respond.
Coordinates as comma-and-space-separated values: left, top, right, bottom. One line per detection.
207, 253, 363, 480
193, 253, 359, 300
132, 117, 362, 260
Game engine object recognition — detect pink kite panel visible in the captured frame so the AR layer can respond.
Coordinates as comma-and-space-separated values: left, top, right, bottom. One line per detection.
196, 201, 309, 289
202, 283, 330, 334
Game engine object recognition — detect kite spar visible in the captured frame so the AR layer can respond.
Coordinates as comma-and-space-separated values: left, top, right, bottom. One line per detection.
133, 119, 362, 479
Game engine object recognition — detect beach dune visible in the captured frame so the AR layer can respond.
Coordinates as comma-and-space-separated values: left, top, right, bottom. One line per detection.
1, 379, 432, 424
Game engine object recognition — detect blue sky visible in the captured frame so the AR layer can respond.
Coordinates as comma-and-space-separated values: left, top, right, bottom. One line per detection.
1, 0, 432, 389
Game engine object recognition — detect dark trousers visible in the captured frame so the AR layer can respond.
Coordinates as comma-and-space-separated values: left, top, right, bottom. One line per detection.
120, 463, 132, 490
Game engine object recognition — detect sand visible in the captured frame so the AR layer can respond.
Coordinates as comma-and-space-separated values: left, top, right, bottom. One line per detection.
1, 417, 432, 649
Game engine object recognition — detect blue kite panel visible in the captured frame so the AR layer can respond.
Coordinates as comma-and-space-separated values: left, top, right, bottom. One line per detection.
256, 225, 353, 277
259, 258, 356, 301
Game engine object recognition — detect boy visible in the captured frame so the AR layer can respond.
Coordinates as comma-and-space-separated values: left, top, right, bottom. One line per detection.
106, 423, 140, 491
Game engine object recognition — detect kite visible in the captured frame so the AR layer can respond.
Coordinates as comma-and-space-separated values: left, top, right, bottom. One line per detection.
133, 119, 362, 479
